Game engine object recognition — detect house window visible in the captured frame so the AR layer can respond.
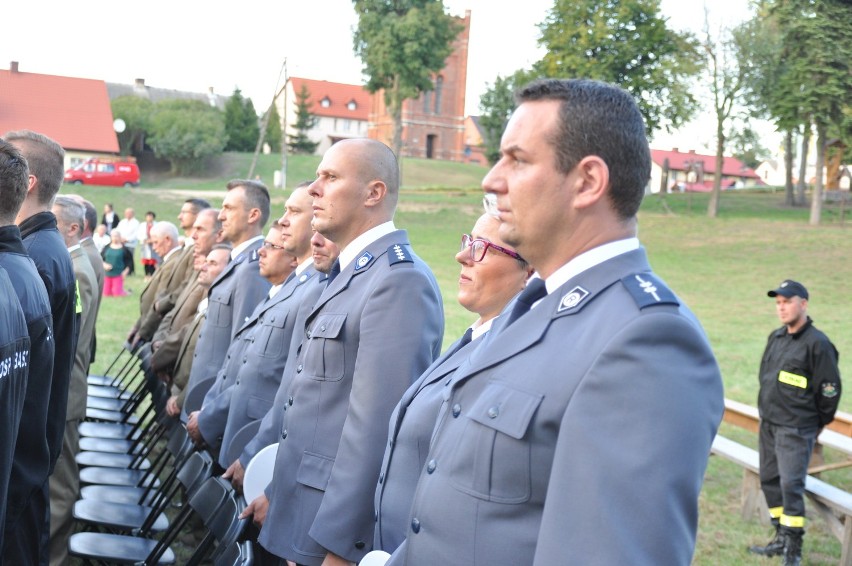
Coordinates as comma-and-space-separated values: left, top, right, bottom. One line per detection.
342, 119, 352, 132
347, 100, 357, 111
423, 90, 432, 114
321, 97, 331, 108
434, 76, 443, 114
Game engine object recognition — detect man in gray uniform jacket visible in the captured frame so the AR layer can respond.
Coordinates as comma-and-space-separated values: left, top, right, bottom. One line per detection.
387, 79, 724, 566
246, 139, 444, 566
213, 185, 320, 469
181, 180, 271, 420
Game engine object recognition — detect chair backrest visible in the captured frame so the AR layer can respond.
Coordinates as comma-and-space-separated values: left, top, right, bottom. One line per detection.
212, 539, 252, 566
177, 450, 214, 497
188, 490, 248, 566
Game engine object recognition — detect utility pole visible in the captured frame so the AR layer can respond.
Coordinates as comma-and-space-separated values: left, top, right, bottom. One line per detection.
279, 59, 289, 190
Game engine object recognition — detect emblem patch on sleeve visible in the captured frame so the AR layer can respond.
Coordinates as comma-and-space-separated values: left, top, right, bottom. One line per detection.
822, 382, 839, 398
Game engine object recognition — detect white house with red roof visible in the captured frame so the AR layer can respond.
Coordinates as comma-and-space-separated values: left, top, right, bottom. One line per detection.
0, 62, 119, 170
279, 77, 371, 155
649, 148, 762, 193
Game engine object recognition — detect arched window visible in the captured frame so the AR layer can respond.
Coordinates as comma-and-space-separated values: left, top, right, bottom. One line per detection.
434, 76, 443, 114
423, 90, 432, 114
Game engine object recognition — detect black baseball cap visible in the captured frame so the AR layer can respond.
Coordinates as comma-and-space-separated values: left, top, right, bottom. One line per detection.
767, 280, 808, 300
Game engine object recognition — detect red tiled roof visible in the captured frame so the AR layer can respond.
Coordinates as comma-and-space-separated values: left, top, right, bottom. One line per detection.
650, 148, 760, 179
290, 77, 370, 121
0, 68, 119, 153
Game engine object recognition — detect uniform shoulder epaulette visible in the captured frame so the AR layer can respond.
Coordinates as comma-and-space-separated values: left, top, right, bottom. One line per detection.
248, 249, 260, 263
621, 272, 679, 309
388, 243, 414, 266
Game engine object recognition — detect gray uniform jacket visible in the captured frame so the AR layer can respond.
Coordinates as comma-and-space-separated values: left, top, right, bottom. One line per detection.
150, 274, 204, 376
258, 230, 444, 565
182, 240, 269, 420
234, 275, 327, 470
66, 247, 97, 422
374, 332, 481, 553
198, 267, 318, 453
387, 247, 724, 566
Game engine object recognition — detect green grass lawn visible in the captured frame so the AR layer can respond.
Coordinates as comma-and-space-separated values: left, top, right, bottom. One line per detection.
70, 153, 852, 564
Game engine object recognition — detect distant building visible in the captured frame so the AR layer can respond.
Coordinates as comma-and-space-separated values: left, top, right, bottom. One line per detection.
756, 159, 786, 186
369, 10, 471, 162
463, 116, 488, 165
106, 78, 229, 110
649, 148, 762, 193
278, 77, 371, 155
0, 61, 119, 169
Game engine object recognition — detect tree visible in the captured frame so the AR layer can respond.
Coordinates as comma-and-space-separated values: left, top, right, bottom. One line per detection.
111, 96, 154, 157
353, 0, 462, 158
224, 88, 260, 152
704, 15, 749, 218
534, 0, 702, 135
288, 84, 319, 155
729, 123, 770, 169
264, 103, 283, 153
148, 100, 227, 175
478, 74, 521, 165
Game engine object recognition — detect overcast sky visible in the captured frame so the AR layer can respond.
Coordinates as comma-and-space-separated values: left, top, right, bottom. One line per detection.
3, 0, 767, 152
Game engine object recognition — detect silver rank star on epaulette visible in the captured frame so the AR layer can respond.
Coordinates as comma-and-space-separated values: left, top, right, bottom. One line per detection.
354, 251, 373, 271
621, 273, 679, 309
250, 249, 259, 262
388, 244, 413, 266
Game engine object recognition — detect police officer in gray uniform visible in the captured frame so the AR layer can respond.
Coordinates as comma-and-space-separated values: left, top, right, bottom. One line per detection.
374, 213, 531, 553
245, 139, 444, 566
181, 180, 271, 421
386, 79, 724, 566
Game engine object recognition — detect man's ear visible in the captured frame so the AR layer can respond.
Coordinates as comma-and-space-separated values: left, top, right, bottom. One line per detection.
247, 207, 262, 225
572, 156, 610, 210
27, 174, 37, 195
364, 179, 388, 208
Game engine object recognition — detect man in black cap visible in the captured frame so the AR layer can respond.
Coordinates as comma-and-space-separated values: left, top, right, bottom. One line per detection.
749, 279, 841, 566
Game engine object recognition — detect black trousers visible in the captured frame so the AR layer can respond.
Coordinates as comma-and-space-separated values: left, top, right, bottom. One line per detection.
1, 479, 48, 565
758, 420, 818, 526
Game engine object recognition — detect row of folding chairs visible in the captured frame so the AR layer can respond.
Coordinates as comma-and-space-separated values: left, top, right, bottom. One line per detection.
72, 342, 253, 565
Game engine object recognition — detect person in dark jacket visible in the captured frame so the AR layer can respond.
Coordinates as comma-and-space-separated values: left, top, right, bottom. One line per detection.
0, 138, 55, 566
749, 280, 841, 566
3, 130, 77, 566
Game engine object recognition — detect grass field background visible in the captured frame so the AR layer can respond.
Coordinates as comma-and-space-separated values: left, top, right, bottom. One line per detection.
69, 152, 852, 564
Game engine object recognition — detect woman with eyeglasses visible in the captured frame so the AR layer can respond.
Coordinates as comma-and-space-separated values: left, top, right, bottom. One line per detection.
371, 213, 533, 559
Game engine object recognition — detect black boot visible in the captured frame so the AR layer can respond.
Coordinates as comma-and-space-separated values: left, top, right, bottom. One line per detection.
748, 522, 785, 557
783, 529, 803, 566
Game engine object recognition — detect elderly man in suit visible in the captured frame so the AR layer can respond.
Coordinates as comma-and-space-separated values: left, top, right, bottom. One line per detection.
210, 184, 322, 470
181, 180, 271, 420
387, 79, 725, 566
150, 208, 223, 388
374, 213, 532, 554
244, 139, 444, 566
48, 196, 98, 566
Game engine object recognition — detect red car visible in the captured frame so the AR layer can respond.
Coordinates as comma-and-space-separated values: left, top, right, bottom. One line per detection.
65, 158, 140, 187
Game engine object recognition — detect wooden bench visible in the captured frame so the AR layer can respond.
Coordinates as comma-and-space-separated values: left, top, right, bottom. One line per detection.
711, 435, 852, 565
723, 398, 852, 472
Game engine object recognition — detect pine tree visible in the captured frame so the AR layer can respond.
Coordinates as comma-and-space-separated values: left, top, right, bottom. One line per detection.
288, 84, 319, 155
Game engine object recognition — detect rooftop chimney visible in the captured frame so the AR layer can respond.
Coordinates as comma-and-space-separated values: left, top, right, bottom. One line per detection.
135, 78, 145, 88
672, 147, 679, 153
10, 61, 19, 73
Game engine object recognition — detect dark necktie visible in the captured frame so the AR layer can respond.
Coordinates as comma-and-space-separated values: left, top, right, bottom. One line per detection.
504, 278, 548, 326
445, 327, 474, 357
326, 259, 341, 287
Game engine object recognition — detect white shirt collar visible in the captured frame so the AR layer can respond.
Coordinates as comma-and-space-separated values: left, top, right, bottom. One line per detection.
338, 221, 396, 270
163, 246, 181, 263
471, 316, 496, 340
541, 237, 640, 295
268, 283, 284, 299
295, 256, 314, 276
66, 243, 81, 253
231, 235, 264, 260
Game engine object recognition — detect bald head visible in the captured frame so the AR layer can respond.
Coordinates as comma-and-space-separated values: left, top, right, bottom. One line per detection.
348, 139, 399, 212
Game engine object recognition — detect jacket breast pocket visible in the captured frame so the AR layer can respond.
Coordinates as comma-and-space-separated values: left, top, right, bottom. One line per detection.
255, 312, 288, 359
302, 313, 346, 381
207, 288, 233, 328
449, 381, 543, 503
296, 450, 335, 492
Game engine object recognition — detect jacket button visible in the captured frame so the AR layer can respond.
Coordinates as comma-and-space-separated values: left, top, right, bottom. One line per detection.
452, 404, 461, 417
378, 472, 384, 484
288, 396, 293, 406
354, 541, 365, 550
306, 330, 312, 338
411, 518, 420, 534
487, 406, 499, 419
281, 429, 287, 439
320, 325, 326, 331
297, 364, 303, 373
426, 459, 436, 474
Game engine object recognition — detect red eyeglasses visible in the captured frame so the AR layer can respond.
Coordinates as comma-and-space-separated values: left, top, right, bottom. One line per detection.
460, 234, 523, 263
